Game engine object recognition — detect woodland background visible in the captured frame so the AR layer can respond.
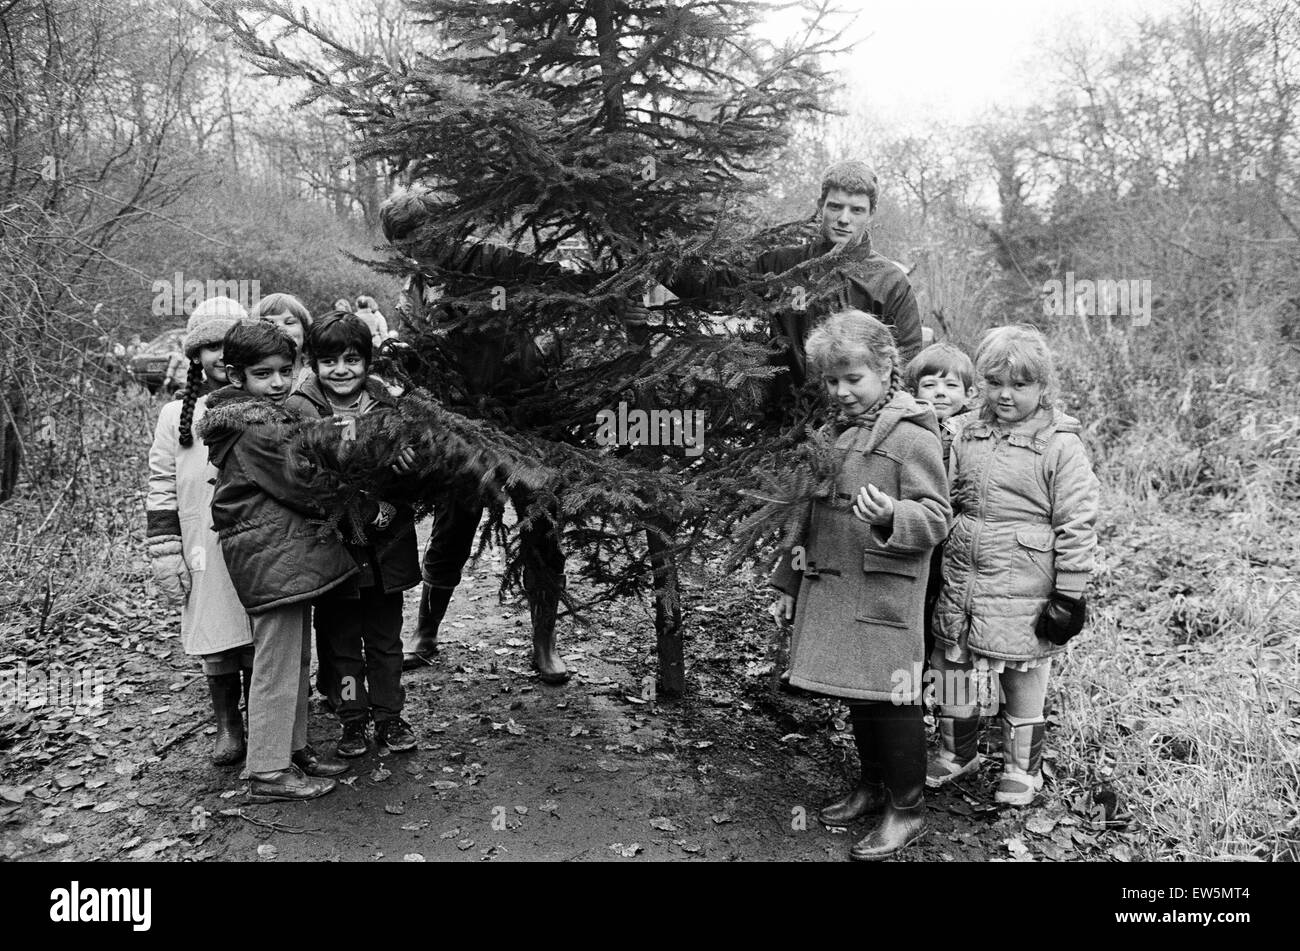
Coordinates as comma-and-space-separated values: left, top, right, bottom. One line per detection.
1, 0, 1297, 860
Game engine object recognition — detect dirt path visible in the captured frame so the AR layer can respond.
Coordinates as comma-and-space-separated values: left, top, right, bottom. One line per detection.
1, 528, 1123, 863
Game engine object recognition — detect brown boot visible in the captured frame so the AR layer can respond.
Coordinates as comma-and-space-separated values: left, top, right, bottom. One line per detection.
207, 673, 245, 768
249, 764, 337, 803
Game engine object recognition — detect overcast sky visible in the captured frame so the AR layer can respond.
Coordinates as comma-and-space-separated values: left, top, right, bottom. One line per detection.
762, 0, 1185, 127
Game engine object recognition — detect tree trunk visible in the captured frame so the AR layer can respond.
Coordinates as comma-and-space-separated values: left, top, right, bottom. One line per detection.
646, 515, 684, 699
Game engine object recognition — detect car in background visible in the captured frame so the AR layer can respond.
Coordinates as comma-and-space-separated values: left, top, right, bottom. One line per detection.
129, 328, 186, 393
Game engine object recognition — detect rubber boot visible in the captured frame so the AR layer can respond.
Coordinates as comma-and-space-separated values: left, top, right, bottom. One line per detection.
207, 673, 246, 768
850, 704, 927, 861
925, 713, 981, 788
996, 717, 1045, 806
820, 704, 886, 827
403, 583, 449, 670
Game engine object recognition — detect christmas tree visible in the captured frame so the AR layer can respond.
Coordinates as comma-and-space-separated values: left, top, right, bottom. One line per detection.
209, 0, 849, 696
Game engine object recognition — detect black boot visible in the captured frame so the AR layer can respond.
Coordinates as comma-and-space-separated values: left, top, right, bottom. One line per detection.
850, 703, 927, 861
820, 703, 887, 827
207, 673, 246, 768
403, 584, 449, 670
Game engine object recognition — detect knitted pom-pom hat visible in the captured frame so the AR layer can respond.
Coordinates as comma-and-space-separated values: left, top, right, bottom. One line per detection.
183, 296, 249, 359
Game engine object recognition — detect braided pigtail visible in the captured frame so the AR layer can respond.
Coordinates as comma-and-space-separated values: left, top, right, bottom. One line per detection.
177, 360, 204, 447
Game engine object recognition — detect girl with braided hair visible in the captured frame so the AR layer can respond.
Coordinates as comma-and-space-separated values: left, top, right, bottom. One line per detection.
145, 296, 254, 768
767, 309, 951, 860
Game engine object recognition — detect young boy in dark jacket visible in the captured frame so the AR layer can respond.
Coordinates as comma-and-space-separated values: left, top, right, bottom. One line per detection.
198, 322, 368, 802
285, 313, 421, 757
904, 343, 977, 664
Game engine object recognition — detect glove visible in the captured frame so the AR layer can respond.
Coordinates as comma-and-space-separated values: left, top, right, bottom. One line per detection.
1036, 591, 1087, 646
147, 535, 191, 605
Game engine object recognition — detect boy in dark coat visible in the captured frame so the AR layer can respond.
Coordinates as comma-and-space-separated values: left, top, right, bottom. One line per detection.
904, 342, 978, 664
285, 313, 422, 757
198, 322, 373, 802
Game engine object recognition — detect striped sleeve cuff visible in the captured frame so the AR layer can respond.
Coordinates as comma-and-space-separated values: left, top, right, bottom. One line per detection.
146, 509, 182, 538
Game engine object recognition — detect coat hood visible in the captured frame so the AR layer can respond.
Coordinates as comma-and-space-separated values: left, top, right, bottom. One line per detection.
195, 386, 303, 465
832, 389, 940, 456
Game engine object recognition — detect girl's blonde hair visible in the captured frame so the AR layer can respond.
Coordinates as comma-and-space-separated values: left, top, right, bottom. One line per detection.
973, 324, 1058, 419
250, 292, 312, 327
805, 309, 898, 376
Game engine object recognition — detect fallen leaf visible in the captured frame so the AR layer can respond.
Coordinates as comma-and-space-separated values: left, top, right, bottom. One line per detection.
439, 828, 461, 839
0, 786, 30, 804
41, 832, 70, 846
92, 800, 123, 814
431, 780, 460, 791
650, 817, 679, 832
1025, 816, 1058, 836
370, 766, 391, 783
456, 839, 475, 851
384, 803, 405, 815
609, 842, 642, 857
1005, 837, 1031, 858
506, 719, 526, 736
514, 805, 527, 815
257, 843, 278, 860
403, 853, 426, 862
539, 800, 559, 815
710, 813, 732, 825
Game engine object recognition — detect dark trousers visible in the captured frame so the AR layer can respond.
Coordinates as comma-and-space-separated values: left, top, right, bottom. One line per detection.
315, 586, 405, 725
406, 489, 564, 654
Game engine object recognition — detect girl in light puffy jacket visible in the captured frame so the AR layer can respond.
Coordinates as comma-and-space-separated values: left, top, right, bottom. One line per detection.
145, 297, 253, 768
927, 325, 1099, 806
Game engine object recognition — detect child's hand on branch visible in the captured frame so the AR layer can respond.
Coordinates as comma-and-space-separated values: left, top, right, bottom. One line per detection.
147, 536, 191, 605
769, 593, 795, 626
853, 483, 895, 527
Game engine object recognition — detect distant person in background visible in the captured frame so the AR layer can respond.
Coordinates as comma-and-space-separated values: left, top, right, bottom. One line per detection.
251, 293, 314, 388
333, 298, 353, 313
164, 345, 189, 398
355, 295, 393, 348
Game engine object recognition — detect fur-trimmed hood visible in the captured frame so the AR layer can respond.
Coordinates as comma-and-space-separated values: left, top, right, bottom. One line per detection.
196, 386, 305, 467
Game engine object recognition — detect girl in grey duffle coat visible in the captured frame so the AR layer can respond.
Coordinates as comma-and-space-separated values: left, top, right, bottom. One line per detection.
926, 325, 1099, 807
145, 297, 253, 768
769, 310, 951, 861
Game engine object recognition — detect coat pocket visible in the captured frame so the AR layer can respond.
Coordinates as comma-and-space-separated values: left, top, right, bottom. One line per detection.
1015, 528, 1056, 583
856, 549, 923, 627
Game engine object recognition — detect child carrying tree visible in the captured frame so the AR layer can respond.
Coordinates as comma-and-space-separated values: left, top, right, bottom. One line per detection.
926, 325, 1099, 806
285, 313, 421, 757
146, 297, 254, 768
769, 309, 951, 860
197, 321, 383, 802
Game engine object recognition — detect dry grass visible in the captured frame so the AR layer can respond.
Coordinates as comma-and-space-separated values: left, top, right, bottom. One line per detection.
1049, 488, 1300, 860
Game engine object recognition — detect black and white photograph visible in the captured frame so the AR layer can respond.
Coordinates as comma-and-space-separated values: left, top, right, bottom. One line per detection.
0, 0, 1293, 897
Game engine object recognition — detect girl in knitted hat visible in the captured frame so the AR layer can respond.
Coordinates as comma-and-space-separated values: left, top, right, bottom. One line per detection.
145, 296, 255, 768
768, 309, 951, 860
